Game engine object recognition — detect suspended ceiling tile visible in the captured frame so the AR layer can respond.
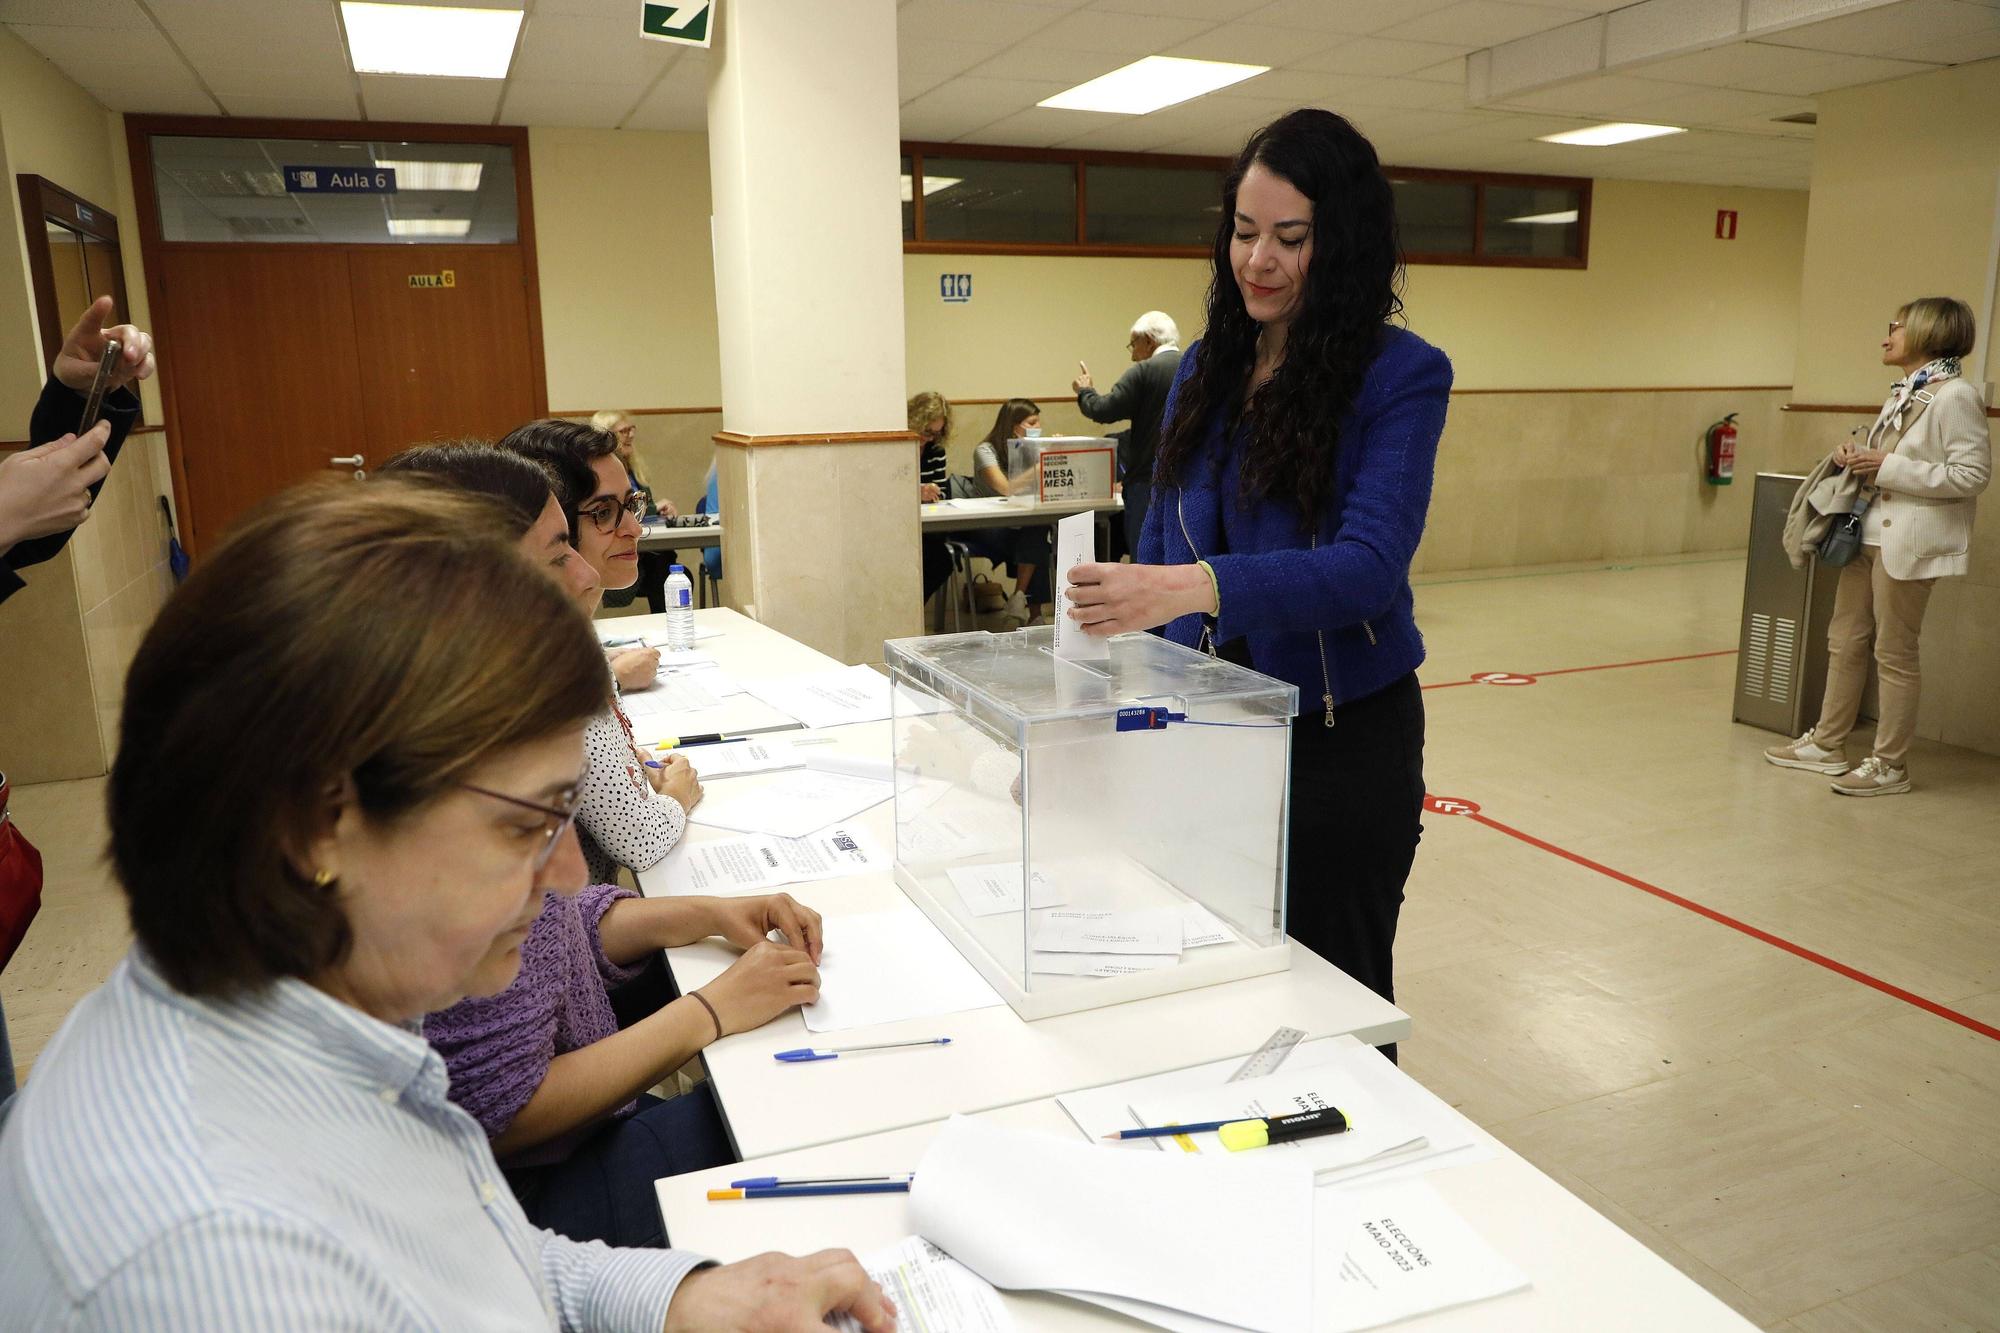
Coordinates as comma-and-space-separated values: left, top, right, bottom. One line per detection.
1376, 0, 1606, 51
498, 78, 647, 128
1088, 0, 1270, 20
1024, 8, 1216, 55
0, 0, 151, 28
512, 12, 678, 84
897, 0, 1070, 46
966, 45, 1125, 84
1161, 22, 1347, 64
1205, 66, 1353, 101
199, 67, 357, 100
1630, 84, 1812, 123
956, 106, 1105, 148
1453, 108, 1605, 138
7, 20, 179, 67
901, 76, 1069, 140
83, 84, 221, 115
1493, 72, 1698, 114
1637, 42, 1940, 95
219, 92, 365, 121
1294, 36, 1479, 78
1882, 22, 2000, 62
1242, 0, 1463, 34
900, 36, 1006, 79
175, 26, 352, 79
623, 69, 706, 131
143, 0, 331, 33
1758, 0, 1998, 54
1321, 74, 1472, 109
358, 74, 504, 125
531, 0, 635, 16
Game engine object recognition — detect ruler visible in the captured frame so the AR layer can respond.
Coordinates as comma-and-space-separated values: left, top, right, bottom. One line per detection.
1226, 1026, 1306, 1082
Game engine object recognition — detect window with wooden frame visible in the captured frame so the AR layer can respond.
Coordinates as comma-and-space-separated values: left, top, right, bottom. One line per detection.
16, 175, 137, 388
901, 143, 1590, 269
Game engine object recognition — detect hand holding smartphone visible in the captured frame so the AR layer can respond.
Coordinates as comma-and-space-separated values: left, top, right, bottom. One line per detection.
77, 339, 122, 433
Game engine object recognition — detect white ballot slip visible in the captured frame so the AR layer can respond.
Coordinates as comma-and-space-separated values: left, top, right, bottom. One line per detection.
687, 768, 893, 840
944, 862, 1070, 917
802, 905, 1006, 1033
1180, 903, 1236, 948
829, 1236, 1014, 1333
743, 664, 948, 730
1052, 510, 1110, 662
1032, 908, 1185, 955
909, 1116, 1313, 1333
656, 824, 882, 895
1030, 951, 1179, 977
658, 662, 743, 697
622, 673, 723, 715
679, 736, 804, 780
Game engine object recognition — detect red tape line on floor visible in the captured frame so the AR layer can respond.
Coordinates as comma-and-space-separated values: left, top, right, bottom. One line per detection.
1424, 648, 1738, 691
1458, 808, 2000, 1043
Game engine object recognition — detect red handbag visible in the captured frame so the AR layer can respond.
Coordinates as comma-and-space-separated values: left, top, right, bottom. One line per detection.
0, 773, 45, 973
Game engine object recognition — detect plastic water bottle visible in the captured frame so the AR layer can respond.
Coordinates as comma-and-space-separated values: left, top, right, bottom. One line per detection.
664, 564, 695, 652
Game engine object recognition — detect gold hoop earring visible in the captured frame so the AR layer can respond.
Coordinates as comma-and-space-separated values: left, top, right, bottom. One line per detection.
313, 869, 335, 888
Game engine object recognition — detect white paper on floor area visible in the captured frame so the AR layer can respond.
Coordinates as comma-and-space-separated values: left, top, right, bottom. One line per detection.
1058, 1040, 1489, 1189
652, 824, 883, 896
944, 862, 1070, 917
687, 768, 893, 840
802, 905, 1006, 1033
1052, 510, 1110, 662
742, 664, 951, 730
679, 736, 804, 780
828, 1235, 1014, 1333
909, 1116, 1313, 1333
1031, 907, 1185, 955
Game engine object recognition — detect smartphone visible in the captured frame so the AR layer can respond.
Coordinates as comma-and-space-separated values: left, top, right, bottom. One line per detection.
77, 339, 122, 433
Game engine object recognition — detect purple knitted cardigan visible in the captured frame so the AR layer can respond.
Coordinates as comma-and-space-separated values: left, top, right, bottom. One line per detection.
423, 883, 644, 1168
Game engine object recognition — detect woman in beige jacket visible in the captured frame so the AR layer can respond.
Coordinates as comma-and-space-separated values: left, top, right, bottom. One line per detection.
1766, 297, 1992, 795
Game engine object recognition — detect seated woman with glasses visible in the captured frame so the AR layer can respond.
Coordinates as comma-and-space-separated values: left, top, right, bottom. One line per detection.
386, 443, 824, 1248
0, 481, 891, 1331
499, 420, 699, 887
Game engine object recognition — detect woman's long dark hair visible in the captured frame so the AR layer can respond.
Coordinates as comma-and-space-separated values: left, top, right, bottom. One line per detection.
980, 397, 1040, 475
1154, 109, 1402, 517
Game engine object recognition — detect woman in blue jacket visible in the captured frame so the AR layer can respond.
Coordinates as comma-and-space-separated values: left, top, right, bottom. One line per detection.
1067, 109, 1449, 1026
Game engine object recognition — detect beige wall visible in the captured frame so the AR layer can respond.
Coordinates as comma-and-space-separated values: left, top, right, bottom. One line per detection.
1789, 58, 2000, 759
0, 33, 174, 781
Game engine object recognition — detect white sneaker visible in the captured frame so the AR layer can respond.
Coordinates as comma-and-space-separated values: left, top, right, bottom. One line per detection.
1764, 732, 1849, 774
1831, 757, 1911, 797
1001, 591, 1029, 625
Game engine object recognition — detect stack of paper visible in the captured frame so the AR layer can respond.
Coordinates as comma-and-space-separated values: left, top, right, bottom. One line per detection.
1026, 902, 1239, 978
678, 736, 804, 780
909, 1116, 1314, 1333
743, 665, 949, 730
652, 824, 883, 896
829, 1236, 1013, 1333
687, 768, 893, 840
802, 905, 1006, 1033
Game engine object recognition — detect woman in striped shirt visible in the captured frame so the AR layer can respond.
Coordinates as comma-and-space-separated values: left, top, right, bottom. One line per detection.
0, 482, 892, 1332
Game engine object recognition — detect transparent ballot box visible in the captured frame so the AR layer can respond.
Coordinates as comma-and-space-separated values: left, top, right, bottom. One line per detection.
886, 627, 1296, 1020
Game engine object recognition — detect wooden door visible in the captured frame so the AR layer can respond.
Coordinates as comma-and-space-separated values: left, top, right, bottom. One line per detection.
345, 246, 538, 451
156, 246, 371, 549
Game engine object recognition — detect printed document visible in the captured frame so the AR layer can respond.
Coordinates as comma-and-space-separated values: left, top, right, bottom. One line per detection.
829, 1236, 1013, 1333
802, 905, 1006, 1033
1052, 510, 1109, 662
945, 861, 1070, 916
1030, 951, 1179, 977
743, 664, 948, 730
654, 824, 882, 896
1032, 908, 1184, 955
679, 736, 804, 780
687, 768, 893, 840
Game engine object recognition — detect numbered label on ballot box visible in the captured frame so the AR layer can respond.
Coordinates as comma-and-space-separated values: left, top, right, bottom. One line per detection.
1037, 445, 1114, 504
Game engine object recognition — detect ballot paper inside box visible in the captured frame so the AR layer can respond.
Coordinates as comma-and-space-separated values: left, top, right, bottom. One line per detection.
886, 627, 1296, 1020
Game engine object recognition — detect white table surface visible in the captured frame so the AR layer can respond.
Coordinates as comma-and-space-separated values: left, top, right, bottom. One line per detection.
604, 607, 844, 740
658, 1041, 1754, 1333
919, 494, 1122, 535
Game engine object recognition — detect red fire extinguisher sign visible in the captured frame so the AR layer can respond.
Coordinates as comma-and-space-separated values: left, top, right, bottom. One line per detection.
1704, 414, 1737, 485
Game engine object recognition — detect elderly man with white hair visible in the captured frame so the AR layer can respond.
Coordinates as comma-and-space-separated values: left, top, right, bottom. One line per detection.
1073, 310, 1184, 551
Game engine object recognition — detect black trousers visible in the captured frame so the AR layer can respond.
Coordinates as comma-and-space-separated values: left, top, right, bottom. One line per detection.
1286, 671, 1425, 1061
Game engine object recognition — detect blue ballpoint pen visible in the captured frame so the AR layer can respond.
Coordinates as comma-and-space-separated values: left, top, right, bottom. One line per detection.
774, 1037, 951, 1063
729, 1173, 910, 1189
708, 1180, 913, 1201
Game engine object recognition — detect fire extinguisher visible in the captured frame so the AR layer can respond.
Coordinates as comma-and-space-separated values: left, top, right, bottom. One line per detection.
1703, 414, 1737, 486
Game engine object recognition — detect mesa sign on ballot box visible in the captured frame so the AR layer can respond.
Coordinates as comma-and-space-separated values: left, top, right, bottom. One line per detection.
1036, 439, 1115, 504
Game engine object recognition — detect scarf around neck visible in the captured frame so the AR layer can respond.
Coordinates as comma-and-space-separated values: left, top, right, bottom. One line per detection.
1867, 355, 1960, 448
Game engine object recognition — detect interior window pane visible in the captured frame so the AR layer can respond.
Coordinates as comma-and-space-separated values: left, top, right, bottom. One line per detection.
1084, 164, 1223, 247
1391, 178, 1475, 255
900, 154, 916, 240
1482, 184, 1582, 259
151, 136, 517, 244
921, 157, 1075, 245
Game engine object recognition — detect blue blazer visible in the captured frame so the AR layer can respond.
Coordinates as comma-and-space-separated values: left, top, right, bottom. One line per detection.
1138, 325, 1451, 713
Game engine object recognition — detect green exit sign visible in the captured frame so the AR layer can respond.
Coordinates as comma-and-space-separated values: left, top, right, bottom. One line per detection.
641, 0, 712, 47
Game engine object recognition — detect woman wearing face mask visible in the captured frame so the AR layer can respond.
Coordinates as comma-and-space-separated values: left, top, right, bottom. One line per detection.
0, 482, 894, 1332
385, 444, 823, 1249
1065, 110, 1451, 1053
968, 397, 1052, 624
499, 420, 701, 887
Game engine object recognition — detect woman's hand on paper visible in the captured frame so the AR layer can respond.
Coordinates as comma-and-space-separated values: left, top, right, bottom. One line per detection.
1836, 442, 1886, 478
610, 646, 660, 691
651, 751, 702, 809
713, 892, 824, 962
701, 938, 821, 1037
1065, 560, 1217, 636
665, 1250, 896, 1333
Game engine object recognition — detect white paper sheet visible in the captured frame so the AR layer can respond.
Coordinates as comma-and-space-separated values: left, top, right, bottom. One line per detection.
829, 1236, 1013, 1333
658, 662, 743, 697
909, 1116, 1313, 1333
1180, 903, 1235, 948
742, 664, 948, 730
1127, 1067, 1422, 1175
621, 674, 723, 715
1052, 510, 1109, 662
944, 862, 1069, 917
896, 802, 1018, 862
801, 905, 1006, 1033
1029, 951, 1179, 977
1032, 908, 1184, 955
687, 769, 894, 840
654, 824, 883, 896
679, 736, 804, 780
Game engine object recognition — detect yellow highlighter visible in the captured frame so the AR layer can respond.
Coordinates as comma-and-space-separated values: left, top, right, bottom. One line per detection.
1217, 1106, 1350, 1152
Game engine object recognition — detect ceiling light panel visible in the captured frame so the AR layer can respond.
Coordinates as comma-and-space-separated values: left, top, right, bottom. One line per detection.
341, 3, 523, 79
1038, 56, 1267, 115
1539, 121, 1687, 145
387, 218, 473, 236
374, 159, 484, 190
899, 175, 963, 203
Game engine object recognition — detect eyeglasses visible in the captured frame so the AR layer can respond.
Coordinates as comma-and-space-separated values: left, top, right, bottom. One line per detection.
1887, 320, 1904, 335
578, 491, 645, 534
457, 781, 583, 871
